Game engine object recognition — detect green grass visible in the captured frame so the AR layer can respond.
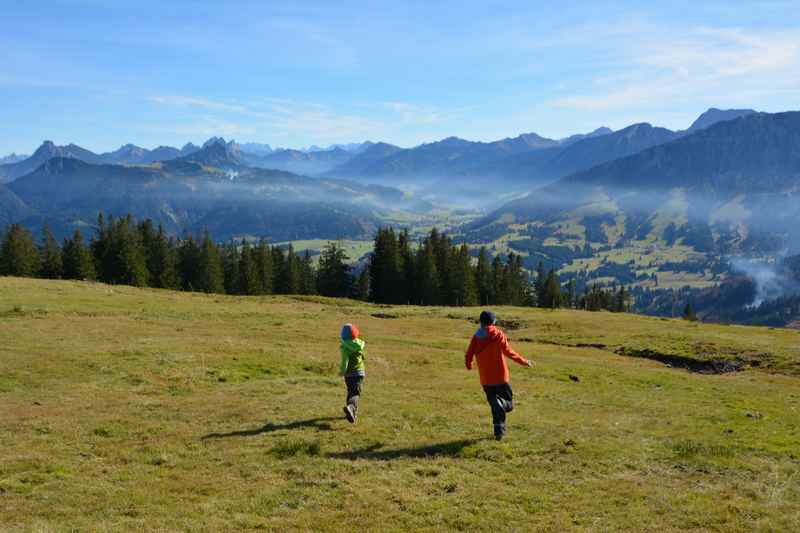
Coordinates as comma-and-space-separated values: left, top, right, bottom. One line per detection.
1, 277, 799, 531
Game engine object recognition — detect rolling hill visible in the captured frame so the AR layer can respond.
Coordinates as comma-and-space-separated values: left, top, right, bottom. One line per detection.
1, 277, 798, 530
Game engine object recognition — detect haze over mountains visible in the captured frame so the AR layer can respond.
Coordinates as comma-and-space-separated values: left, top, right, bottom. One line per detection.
0, 106, 786, 249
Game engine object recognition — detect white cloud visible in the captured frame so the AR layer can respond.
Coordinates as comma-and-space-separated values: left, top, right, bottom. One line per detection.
148, 95, 250, 114
548, 26, 800, 112
145, 93, 468, 145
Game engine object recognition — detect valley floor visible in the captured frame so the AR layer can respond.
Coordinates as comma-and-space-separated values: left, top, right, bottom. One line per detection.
1, 278, 799, 531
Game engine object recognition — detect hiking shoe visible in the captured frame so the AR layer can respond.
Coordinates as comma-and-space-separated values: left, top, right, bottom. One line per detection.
343, 404, 356, 424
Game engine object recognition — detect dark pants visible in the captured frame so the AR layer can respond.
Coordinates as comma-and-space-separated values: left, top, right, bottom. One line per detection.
483, 383, 513, 434
345, 375, 364, 413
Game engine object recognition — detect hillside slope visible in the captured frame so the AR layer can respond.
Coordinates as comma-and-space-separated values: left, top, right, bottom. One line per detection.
1, 278, 798, 531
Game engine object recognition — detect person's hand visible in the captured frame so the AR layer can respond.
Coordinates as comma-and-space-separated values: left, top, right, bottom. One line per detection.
526, 360, 534, 368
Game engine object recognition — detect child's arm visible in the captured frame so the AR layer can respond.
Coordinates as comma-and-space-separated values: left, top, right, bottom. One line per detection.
465, 337, 477, 370
500, 334, 532, 367
339, 345, 349, 376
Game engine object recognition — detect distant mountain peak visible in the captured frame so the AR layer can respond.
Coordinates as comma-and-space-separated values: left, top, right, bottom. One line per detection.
558, 127, 613, 146
202, 137, 228, 148
179, 138, 243, 168
688, 108, 757, 132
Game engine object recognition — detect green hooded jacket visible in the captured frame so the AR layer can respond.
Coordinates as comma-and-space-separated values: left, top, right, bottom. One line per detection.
340, 338, 366, 376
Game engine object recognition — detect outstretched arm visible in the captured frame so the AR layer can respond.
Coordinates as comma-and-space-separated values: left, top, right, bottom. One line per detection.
465, 337, 477, 370
501, 335, 532, 367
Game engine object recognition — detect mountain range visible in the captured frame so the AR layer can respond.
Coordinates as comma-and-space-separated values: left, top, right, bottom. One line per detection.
466, 110, 800, 273
4, 153, 419, 242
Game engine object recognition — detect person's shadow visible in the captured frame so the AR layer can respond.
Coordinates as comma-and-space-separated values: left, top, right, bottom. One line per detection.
201, 417, 340, 440
326, 438, 484, 460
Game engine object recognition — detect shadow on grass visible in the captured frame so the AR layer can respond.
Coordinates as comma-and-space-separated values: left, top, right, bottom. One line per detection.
201, 417, 340, 440
327, 439, 484, 461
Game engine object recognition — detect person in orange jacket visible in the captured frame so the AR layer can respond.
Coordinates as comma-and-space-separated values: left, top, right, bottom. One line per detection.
465, 310, 533, 440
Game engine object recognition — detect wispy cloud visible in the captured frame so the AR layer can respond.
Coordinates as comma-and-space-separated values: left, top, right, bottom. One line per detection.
146, 93, 467, 144
548, 26, 800, 112
148, 95, 250, 114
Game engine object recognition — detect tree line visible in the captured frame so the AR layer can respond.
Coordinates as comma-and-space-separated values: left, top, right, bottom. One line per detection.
0, 215, 630, 312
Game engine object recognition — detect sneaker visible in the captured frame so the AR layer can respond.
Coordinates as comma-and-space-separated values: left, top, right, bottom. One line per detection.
343, 404, 356, 424
494, 423, 506, 441
497, 397, 511, 413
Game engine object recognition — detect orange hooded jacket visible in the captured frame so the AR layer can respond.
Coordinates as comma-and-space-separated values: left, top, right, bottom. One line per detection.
465, 325, 529, 385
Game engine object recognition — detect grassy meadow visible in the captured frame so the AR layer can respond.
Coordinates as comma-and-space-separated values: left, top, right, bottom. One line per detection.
1, 277, 799, 531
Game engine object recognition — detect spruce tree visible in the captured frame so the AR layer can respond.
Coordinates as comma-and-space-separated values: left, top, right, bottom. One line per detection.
40, 225, 63, 279
222, 241, 241, 294
414, 239, 439, 305
276, 244, 301, 294
238, 240, 260, 295
197, 230, 224, 294
491, 255, 504, 305
271, 247, 287, 293
369, 228, 402, 303
62, 229, 96, 280
451, 244, 477, 306
542, 270, 562, 308
114, 215, 149, 287
475, 247, 493, 306
254, 240, 273, 295
317, 241, 351, 297
683, 302, 697, 321
0, 224, 40, 277
143, 224, 179, 289
352, 266, 370, 301
398, 229, 414, 304
178, 235, 202, 291
615, 286, 628, 312
299, 250, 316, 295
535, 261, 547, 307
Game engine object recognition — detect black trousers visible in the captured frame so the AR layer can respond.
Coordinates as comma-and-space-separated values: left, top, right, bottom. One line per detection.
483, 383, 513, 427
345, 375, 364, 412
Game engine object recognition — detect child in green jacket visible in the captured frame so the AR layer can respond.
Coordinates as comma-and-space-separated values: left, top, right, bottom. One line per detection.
340, 323, 366, 423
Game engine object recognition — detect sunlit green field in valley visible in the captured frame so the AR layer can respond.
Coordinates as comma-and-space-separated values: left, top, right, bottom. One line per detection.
1, 278, 799, 531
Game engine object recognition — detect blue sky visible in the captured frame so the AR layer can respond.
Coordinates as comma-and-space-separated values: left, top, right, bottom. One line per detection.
1, 0, 799, 154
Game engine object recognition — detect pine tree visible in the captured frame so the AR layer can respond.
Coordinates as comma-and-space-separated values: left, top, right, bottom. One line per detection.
369, 228, 402, 303
415, 239, 439, 305
40, 225, 63, 279
542, 269, 561, 308
270, 246, 286, 293
566, 278, 577, 309
351, 266, 370, 301
615, 286, 628, 312
221, 241, 240, 294
450, 244, 477, 306
197, 231, 224, 294
683, 302, 697, 321
535, 261, 547, 307
0, 224, 40, 277
317, 241, 351, 297
491, 255, 504, 305
299, 250, 316, 295
178, 235, 201, 291
238, 240, 260, 295
114, 215, 149, 287
398, 229, 414, 304
276, 245, 301, 294
146, 224, 179, 289
475, 247, 493, 306
254, 240, 273, 295
62, 229, 96, 280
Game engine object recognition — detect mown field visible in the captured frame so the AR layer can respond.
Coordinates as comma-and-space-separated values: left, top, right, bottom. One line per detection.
1, 277, 799, 531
